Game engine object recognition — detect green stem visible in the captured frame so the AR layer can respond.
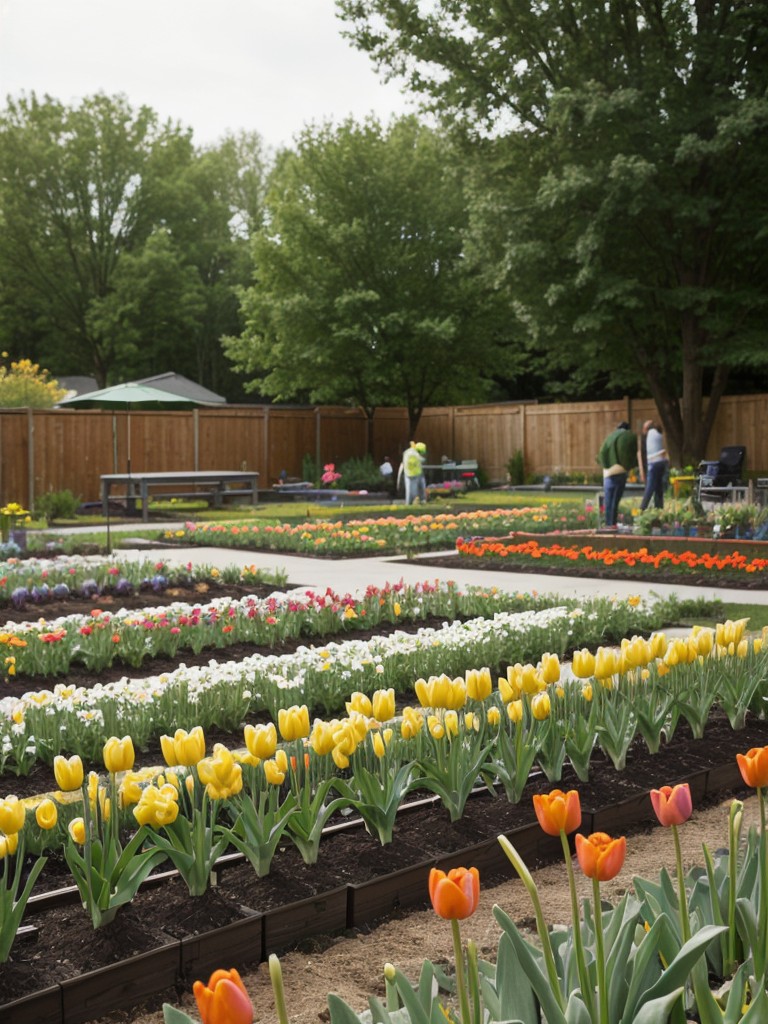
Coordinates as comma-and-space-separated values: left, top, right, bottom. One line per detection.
498, 835, 566, 1012
561, 830, 595, 1019
592, 876, 609, 1024
672, 824, 690, 943
451, 918, 472, 1024
269, 953, 290, 1024
758, 787, 768, 983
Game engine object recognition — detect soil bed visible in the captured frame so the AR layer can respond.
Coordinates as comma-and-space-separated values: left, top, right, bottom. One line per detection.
1, 710, 764, 1013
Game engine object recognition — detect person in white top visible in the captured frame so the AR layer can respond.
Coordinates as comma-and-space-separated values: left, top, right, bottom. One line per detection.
639, 420, 669, 510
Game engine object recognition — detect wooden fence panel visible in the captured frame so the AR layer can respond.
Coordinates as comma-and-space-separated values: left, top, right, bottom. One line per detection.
1, 394, 766, 509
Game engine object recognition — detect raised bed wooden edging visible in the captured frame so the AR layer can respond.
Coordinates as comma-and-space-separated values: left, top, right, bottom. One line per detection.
0, 759, 751, 1024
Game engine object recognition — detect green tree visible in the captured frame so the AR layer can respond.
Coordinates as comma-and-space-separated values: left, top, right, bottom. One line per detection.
0, 96, 268, 399
225, 116, 515, 435
338, 0, 768, 464
0, 92, 199, 385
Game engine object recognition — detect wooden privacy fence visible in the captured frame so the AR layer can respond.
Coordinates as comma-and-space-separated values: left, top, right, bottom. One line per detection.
1, 394, 766, 509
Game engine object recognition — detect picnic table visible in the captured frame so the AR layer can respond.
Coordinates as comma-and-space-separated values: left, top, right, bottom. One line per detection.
100, 470, 259, 521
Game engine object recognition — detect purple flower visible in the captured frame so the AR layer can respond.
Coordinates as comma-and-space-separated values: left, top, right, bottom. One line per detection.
80, 579, 100, 598
11, 587, 28, 609
52, 583, 70, 599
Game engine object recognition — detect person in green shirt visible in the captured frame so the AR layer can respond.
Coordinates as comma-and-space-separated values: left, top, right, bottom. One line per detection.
598, 421, 638, 527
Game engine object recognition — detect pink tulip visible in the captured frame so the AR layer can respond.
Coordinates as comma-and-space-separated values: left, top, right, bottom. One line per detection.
650, 783, 693, 827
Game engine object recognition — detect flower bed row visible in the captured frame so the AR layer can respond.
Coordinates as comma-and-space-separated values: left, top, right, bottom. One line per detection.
1, 592, 682, 775
456, 534, 768, 581
0, 554, 285, 611
168, 504, 595, 555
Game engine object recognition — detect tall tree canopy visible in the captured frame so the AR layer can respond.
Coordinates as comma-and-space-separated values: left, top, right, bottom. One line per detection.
225, 116, 515, 434
0, 95, 266, 395
338, 0, 768, 463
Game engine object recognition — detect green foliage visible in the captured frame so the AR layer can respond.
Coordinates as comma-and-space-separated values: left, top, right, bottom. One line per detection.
506, 449, 525, 486
224, 116, 520, 433
0, 95, 266, 397
338, 1, 768, 463
337, 454, 384, 491
34, 489, 81, 524
301, 453, 319, 485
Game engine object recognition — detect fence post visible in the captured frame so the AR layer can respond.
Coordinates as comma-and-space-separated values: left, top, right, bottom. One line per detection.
26, 407, 35, 511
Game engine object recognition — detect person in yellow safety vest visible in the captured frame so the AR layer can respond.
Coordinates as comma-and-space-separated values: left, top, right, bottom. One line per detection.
399, 441, 427, 504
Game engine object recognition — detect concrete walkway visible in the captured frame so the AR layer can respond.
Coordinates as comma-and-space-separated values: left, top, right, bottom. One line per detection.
112, 529, 768, 606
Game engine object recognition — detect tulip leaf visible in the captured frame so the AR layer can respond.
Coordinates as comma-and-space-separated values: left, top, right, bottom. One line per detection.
721, 961, 751, 1024
494, 911, 568, 1024
564, 990, 591, 1023
327, 993, 370, 1024
626, 924, 726, 1021
162, 1004, 196, 1024
737, 983, 768, 1022
490, 932, 538, 1024
735, 897, 759, 961
630, 986, 686, 1024
391, 966, 433, 1024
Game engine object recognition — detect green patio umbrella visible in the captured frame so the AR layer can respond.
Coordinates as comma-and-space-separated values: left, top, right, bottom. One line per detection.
59, 381, 197, 473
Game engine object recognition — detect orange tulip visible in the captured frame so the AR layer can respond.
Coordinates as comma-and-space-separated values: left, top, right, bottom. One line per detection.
650, 784, 693, 827
533, 789, 581, 836
428, 866, 480, 920
575, 832, 626, 881
193, 968, 253, 1024
736, 746, 768, 789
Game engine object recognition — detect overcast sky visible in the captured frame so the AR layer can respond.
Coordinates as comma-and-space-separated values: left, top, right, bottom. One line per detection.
0, 0, 416, 149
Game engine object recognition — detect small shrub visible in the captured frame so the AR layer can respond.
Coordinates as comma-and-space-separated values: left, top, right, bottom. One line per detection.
35, 489, 81, 524
338, 454, 384, 491
507, 450, 525, 486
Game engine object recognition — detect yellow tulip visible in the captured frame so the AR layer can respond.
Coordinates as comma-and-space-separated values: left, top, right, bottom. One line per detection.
754, 637, 763, 655
737, 639, 749, 658
244, 722, 277, 761
133, 784, 180, 828
308, 719, 334, 756
464, 711, 478, 732
594, 647, 618, 680
35, 798, 58, 831
197, 744, 243, 800
428, 716, 445, 740
68, 817, 86, 844
572, 648, 596, 679
274, 748, 289, 773
539, 653, 561, 685
692, 627, 714, 658
119, 771, 144, 808
716, 618, 749, 648
444, 710, 459, 737
372, 732, 386, 759
332, 746, 350, 770
53, 754, 84, 792
520, 664, 541, 695
103, 735, 135, 774
346, 691, 373, 717
400, 706, 424, 740
582, 684, 593, 702
466, 667, 492, 701
487, 706, 501, 726
649, 632, 668, 659
0, 831, 19, 858
507, 700, 524, 724
278, 705, 310, 741
264, 758, 286, 785
499, 672, 521, 703
531, 692, 551, 721
161, 726, 206, 767
372, 688, 396, 722
0, 795, 26, 835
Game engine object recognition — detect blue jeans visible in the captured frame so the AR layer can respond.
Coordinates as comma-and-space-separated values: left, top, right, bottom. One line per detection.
604, 473, 627, 527
641, 459, 668, 510
405, 474, 426, 504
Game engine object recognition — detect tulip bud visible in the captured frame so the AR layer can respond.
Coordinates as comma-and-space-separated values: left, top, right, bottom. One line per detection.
103, 735, 135, 774
35, 798, 58, 831
54, 753, 84, 792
